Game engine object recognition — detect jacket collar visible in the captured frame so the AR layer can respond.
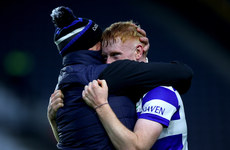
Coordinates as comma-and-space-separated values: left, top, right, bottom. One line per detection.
62, 50, 104, 66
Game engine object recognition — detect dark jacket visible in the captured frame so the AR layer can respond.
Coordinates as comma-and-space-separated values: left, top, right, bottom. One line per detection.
56, 50, 193, 149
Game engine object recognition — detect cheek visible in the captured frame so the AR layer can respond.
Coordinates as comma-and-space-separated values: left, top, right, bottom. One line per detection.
126, 53, 136, 60
107, 57, 116, 64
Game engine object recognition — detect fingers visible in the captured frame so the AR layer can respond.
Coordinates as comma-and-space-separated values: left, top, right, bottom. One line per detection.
82, 82, 96, 108
97, 79, 103, 87
82, 90, 89, 104
136, 27, 150, 52
84, 84, 91, 96
83, 80, 104, 98
97, 79, 107, 88
137, 27, 146, 37
83, 85, 88, 99
139, 37, 148, 44
48, 90, 64, 121
139, 37, 150, 52
49, 90, 64, 111
86, 80, 100, 90
83, 81, 97, 99
83, 83, 93, 98
50, 90, 64, 102
82, 80, 109, 109
82, 90, 86, 100
83, 80, 107, 98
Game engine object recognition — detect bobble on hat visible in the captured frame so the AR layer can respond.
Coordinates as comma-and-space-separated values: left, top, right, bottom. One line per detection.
51, 6, 76, 28
51, 6, 102, 56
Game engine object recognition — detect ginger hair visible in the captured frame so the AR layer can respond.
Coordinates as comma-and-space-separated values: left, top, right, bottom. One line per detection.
102, 21, 144, 47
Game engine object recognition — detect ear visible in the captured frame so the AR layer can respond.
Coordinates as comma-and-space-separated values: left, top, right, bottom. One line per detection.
135, 44, 144, 60
89, 41, 101, 51
95, 41, 102, 50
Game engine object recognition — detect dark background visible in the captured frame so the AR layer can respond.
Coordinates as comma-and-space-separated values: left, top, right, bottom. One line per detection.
0, 0, 229, 149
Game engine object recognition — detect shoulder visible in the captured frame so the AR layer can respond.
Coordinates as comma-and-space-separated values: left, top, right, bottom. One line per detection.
138, 86, 180, 126
58, 64, 107, 87
142, 86, 179, 108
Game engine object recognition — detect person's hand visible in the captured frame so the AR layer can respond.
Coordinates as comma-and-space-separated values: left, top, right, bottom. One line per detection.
137, 27, 150, 53
47, 90, 64, 122
82, 80, 108, 109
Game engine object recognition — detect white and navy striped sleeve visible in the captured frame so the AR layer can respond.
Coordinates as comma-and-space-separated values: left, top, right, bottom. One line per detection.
136, 86, 180, 127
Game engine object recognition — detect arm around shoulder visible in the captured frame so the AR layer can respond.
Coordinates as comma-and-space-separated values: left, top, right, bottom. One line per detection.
99, 60, 193, 97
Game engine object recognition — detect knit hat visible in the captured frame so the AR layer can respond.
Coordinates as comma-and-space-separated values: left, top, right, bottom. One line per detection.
51, 6, 102, 56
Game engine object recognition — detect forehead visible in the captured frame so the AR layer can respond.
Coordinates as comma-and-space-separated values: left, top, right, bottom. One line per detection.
102, 38, 135, 54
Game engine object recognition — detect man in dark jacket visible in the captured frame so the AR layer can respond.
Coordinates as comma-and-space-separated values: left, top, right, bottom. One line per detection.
48, 6, 193, 149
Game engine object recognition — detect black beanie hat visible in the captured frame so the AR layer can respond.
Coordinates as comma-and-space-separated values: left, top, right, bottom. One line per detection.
51, 6, 102, 56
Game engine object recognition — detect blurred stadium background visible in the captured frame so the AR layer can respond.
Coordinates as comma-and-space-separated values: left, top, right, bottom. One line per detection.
0, 0, 229, 149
